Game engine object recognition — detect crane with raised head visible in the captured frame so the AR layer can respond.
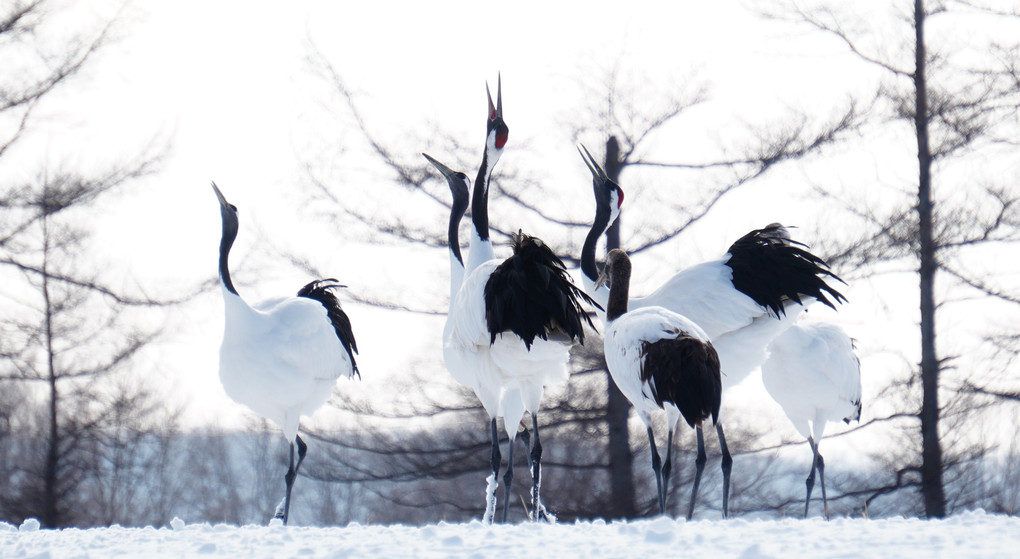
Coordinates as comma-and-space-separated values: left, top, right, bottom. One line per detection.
436, 79, 599, 523
212, 182, 359, 525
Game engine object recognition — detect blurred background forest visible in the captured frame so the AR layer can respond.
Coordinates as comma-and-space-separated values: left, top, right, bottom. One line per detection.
1, 0, 1018, 527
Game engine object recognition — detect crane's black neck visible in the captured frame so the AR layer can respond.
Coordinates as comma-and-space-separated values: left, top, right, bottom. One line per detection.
581, 188, 613, 283
218, 208, 239, 296
449, 186, 469, 266
605, 252, 631, 322
471, 148, 492, 242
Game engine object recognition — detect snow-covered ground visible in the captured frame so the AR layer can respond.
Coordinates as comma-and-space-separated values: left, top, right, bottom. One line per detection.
3, 511, 1017, 558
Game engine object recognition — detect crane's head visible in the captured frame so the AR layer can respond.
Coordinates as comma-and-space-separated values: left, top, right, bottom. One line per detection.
578, 144, 624, 227
595, 248, 632, 292
211, 181, 239, 236
485, 74, 509, 152
422, 152, 469, 216
211, 181, 241, 294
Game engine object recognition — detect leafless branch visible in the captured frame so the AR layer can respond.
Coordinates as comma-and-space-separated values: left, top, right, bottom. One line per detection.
770, 1, 913, 78
628, 104, 863, 255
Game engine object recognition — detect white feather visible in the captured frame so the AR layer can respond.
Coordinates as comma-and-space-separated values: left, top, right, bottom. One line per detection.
445, 258, 572, 437
219, 285, 353, 442
761, 322, 862, 442
604, 306, 711, 429
586, 257, 794, 388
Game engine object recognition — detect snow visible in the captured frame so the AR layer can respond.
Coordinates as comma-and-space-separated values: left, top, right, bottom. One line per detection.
3, 511, 1018, 558
483, 473, 498, 525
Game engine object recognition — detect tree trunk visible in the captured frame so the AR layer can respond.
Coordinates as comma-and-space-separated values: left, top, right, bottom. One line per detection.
41, 212, 61, 527
603, 136, 636, 518
913, 0, 946, 519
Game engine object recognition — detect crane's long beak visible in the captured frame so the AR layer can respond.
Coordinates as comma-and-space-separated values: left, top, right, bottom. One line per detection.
422, 153, 458, 180
486, 74, 503, 120
579, 144, 625, 212
211, 181, 230, 208
577, 144, 607, 181
595, 266, 610, 290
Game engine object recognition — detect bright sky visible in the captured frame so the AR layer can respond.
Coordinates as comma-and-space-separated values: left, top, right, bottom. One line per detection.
16, 0, 1017, 455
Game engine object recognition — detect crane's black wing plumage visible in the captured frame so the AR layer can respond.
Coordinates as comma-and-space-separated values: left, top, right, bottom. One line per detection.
484, 232, 601, 349
640, 336, 722, 428
297, 279, 360, 378
726, 223, 846, 317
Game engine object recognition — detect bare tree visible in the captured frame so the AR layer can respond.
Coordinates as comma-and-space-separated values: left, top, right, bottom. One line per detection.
0, 0, 191, 527
82, 375, 185, 526
0, 198, 167, 526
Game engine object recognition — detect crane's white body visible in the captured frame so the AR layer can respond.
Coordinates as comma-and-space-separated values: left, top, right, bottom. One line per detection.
584, 263, 803, 390
761, 322, 862, 442
603, 306, 712, 430
219, 286, 354, 443
587, 258, 761, 338
446, 259, 571, 436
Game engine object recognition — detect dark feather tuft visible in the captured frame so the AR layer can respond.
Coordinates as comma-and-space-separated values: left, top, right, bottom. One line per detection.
726, 223, 847, 317
484, 231, 602, 349
640, 336, 722, 428
297, 279, 360, 378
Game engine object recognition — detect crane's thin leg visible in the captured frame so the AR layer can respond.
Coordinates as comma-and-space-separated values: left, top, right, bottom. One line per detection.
716, 423, 732, 519
520, 427, 533, 470
687, 425, 707, 521
662, 429, 675, 516
275, 435, 307, 525
813, 439, 828, 520
484, 418, 501, 525
294, 435, 308, 475
804, 436, 818, 518
530, 413, 548, 521
502, 434, 515, 523
646, 427, 664, 515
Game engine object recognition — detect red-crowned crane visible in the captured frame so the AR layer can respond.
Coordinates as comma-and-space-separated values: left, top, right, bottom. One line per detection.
426, 77, 507, 523
423, 151, 508, 504
577, 145, 847, 518
437, 79, 599, 523
761, 322, 862, 519
449, 228, 597, 523
599, 248, 723, 517
212, 182, 359, 525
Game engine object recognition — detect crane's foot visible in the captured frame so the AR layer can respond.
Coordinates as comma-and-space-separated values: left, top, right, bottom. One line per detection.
531, 501, 556, 523
483, 473, 499, 525
272, 498, 287, 524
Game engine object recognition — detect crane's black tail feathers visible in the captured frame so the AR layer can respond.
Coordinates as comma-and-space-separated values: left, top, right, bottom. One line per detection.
640, 336, 722, 428
484, 231, 602, 349
297, 279, 360, 378
726, 223, 847, 317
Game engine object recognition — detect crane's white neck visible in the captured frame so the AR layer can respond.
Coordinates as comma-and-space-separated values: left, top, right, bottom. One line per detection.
466, 227, 495, 272
449, 249, 464, 309
220, 283, 259, 339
